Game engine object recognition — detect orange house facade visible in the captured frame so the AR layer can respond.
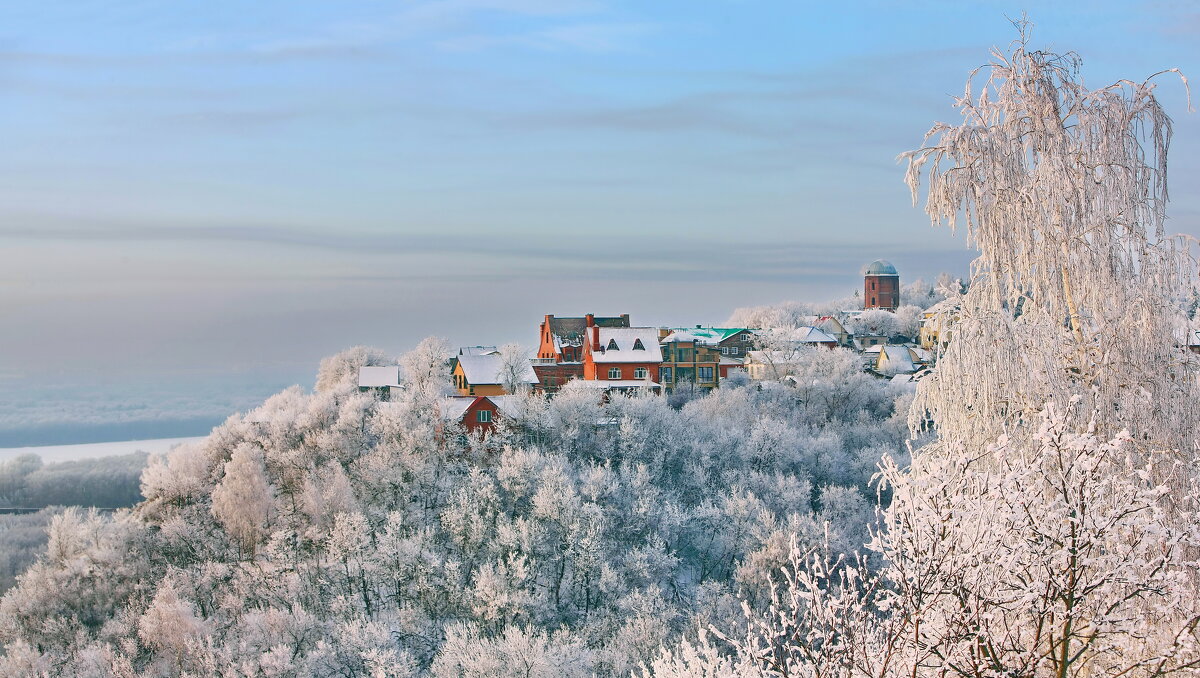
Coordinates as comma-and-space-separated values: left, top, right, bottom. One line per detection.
582, 323, 663, 387
538, 313, 630, 362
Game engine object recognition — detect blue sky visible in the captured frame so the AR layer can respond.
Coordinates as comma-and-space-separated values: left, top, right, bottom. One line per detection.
1, 1, 1197, 443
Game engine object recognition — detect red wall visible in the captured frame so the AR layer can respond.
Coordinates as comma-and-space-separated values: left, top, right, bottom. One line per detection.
584, 360, 660, 381
864, 275, 900, 310
462, 398, 499, 434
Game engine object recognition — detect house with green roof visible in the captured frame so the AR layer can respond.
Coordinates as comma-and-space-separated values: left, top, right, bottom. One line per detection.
655, 326, 753, 392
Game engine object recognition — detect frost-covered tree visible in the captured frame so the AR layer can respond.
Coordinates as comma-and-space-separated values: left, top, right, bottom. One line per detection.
650, 406, 1200, 677
890, 305, 922, 339
899, 21, 1198, 458
401, 336, 453, 401
497, 342, 533, 396
899, 278, 946, 310
315, 345, 393, 393
846, 308, 898, 337
210, 443, 274, 558
726, 302, 815, 330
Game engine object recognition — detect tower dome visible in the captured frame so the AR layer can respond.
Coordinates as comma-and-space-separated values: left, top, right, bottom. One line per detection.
864, 259, 898, 276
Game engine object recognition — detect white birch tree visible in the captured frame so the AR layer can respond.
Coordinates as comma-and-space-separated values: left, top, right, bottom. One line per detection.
210, 443, 274, 558
497, 342, 533, 396
899, 20, 1198, 460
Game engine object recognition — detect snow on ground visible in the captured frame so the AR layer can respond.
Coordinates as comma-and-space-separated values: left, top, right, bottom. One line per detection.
0, 437, 203, 464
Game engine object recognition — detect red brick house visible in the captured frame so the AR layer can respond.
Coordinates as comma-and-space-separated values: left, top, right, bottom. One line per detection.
582, 320, 663, 390
534, 313, 631, 392
440, 396, 500, 435
538, 313, 630, 362
439, 395, 527, 437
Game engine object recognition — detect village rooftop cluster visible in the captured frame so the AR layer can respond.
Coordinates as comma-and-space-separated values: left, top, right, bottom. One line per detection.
359, 260, 953, 433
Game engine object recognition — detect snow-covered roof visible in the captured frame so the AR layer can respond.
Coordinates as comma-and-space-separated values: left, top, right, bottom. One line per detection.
879, 345, 915, 373
458, 346, 499, 356
486, 395, 525, 420
456, 354, 538, 386
439, 396, 479, 421
862, 345, 884, 355
358, 366, 402, 388
909, 346, 933, 362
719, 356, 744, 365
792, 326, 838, 344
591, 328, 663, 363
815, 316, 847, 334
661, 327, 749, 345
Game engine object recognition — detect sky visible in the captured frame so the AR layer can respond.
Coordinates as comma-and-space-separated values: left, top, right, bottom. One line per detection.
1, 1, 1198, 444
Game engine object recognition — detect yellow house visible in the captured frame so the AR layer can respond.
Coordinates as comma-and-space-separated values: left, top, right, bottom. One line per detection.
452, 353, 538, 396
919, 299, 959, 351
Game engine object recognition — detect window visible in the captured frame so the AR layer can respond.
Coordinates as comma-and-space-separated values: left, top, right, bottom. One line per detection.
607, 339, 619, 351
698, 367, 714, 382
721, 346, 729, 355
633, 338, 645, 350
608, 367, 621, 379
871, 281, 876, 290
731, 347, 739, 355
477, 409, 491, 423
634, 367, 647, 379
660, 367, 672, 382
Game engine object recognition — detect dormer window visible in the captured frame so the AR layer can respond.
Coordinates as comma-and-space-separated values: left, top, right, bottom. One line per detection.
607, 338, 619, 351
633, 338, 645, 350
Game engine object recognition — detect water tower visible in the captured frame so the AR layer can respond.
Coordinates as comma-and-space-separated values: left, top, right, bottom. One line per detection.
864, 260, 899, 311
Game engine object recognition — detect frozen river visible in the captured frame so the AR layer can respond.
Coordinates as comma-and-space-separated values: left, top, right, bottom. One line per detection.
0, 437, 203, 464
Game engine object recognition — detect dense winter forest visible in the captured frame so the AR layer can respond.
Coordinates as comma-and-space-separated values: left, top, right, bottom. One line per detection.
3, 29, 1200, 678
0, 332, 919, 676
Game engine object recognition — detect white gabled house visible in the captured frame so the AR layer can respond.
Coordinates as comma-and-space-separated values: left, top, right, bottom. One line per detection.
358, 366, 403, 401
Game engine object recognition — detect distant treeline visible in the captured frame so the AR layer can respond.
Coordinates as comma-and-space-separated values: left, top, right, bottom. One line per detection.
0, 452, 150, 594
0, 452, 148, 509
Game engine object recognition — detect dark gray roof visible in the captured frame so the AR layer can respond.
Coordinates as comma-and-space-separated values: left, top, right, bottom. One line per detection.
548, 315, 630, 345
